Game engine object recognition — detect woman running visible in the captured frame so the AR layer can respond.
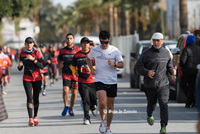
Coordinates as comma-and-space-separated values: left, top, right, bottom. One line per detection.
48, 44, 58, 86
17, 37, 44, 127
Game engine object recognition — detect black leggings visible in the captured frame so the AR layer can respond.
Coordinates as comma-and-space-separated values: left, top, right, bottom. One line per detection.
23, 80, 42, 118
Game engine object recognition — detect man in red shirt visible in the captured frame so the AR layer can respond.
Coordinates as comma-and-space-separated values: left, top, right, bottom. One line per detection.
71, 37, 97, 125
58, 33, 81, 116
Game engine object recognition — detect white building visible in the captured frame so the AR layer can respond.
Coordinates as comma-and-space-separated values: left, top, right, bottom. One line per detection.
1, 18, 39, 49
167, 0, 200, 39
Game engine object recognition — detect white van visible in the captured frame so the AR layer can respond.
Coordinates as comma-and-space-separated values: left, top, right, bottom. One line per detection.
74, 36, 100, 48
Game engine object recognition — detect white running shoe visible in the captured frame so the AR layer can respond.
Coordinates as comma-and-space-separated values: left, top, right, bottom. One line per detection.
106, 127, 112, 134
42, 90, 46, 96
83, 119, 90, 125
2, 90, 6, 95
99, 120, 106, 133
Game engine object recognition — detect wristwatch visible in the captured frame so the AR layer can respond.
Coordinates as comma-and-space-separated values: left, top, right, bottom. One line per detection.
114, 62, 117, 67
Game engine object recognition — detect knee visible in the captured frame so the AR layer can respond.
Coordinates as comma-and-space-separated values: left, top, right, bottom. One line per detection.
63, 87, 69, 94
71, 89, 78, 96
99, 101, 106, 109
107, 102, 114, 110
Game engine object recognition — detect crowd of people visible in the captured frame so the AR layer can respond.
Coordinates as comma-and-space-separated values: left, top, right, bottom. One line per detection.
0, 30, 124, 134
1, 29, 200, 134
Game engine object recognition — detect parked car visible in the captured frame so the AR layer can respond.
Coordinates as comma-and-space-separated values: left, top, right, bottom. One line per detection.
117, 55, 125, 78
130, 40, 177, 91
130, 40, 151, 90
169, 33, 190, 102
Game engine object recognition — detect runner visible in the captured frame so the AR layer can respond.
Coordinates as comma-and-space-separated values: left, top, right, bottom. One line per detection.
4, 46, 14, 83
40, 44, 51, 96
48, 44, 57, 86
17, 37, 44, 127
71, 37, 97, 125
58, 33, 81, 116
0, 47, 12, 95
53, 46, 59, 81
87, 30, 124, 134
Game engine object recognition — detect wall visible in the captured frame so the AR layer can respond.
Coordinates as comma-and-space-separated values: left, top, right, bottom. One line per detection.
111, 33, 139, 74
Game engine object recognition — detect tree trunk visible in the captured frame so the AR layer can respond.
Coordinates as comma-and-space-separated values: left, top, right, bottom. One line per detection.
109, 4, 114, 37
138, 11, 144, 40
180, 0, 188, 34
121, 0, 126, 35
130, 8, 136, 34
125, 10, 130, 35
114, 7, 118, 37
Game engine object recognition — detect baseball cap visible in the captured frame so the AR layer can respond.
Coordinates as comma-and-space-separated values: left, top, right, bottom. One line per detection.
25, 37, 35, 43
151, 32, 164, 40
49, 45, 53, 48
80, 37, 90, 43
40, 44, 46, 48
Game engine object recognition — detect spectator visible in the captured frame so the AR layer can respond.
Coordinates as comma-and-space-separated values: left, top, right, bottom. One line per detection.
180, 35, 200, 108
193, 30, 200, 47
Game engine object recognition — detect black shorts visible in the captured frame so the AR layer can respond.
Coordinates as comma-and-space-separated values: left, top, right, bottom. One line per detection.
63, 79, 78, 89
94, 82, 117, 98
2, 69, 8, 77
42, 72, 49, 76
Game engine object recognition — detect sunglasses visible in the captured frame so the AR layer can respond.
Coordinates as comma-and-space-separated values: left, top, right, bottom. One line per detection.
100, 41, 109, 44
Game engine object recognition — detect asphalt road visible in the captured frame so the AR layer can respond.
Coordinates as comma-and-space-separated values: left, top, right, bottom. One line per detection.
0, 63, 198, 134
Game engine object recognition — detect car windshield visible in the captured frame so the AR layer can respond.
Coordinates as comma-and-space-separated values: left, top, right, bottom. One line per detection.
139, 43, 151, 54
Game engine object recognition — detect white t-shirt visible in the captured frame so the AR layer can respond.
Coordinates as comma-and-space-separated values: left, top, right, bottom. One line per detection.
88, 45, 123, 84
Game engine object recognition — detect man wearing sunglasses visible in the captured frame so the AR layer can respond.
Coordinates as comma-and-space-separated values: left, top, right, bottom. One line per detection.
135, 32, 176, 134
87, 30, 124, 134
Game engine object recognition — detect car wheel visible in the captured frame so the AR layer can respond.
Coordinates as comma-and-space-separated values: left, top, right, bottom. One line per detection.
130, 73, 135, 88
134, 74, 139, 88
176, 73, 187, 103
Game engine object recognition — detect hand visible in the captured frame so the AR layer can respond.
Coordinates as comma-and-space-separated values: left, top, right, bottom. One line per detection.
18, 61, 23, 67
27, 54, 35, 61
108, 60, 115, 66
148, 70, 155, 79
171, 69, 176, 76
197, 118, 200, 134
90, 68, 96, 75
47, 60, 51, 64
75, 72, 79, 77
85, 65, 90, 72
60, 62, 64, 68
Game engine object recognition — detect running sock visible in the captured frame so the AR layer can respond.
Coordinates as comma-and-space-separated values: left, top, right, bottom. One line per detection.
4, 82, 7, 87
43, 83, 47, 90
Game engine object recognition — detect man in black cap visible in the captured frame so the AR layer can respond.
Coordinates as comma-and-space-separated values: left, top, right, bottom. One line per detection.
40, 44, 51, 96
71, 37, 97, 125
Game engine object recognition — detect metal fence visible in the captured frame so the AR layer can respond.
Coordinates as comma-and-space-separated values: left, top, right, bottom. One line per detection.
111, 32, 139, 74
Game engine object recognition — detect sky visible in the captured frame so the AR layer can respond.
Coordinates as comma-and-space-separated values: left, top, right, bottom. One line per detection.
51, 0, 77, 8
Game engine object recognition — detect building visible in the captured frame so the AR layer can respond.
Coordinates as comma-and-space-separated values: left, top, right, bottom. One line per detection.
1, 17, 39, 49
167, 0, 200, 39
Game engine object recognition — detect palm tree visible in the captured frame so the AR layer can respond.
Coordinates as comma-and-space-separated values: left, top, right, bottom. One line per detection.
179, 0, 188, 34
